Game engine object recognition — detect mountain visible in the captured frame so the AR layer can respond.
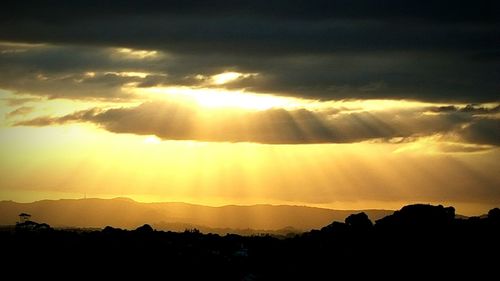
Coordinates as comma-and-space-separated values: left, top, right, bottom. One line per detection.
0, 197, 393, 233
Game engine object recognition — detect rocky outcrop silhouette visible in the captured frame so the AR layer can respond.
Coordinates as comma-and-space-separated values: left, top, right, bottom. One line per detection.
375, 204, 455, 229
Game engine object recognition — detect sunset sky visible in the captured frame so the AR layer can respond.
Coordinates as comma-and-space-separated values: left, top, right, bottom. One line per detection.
0, 1, 498, 215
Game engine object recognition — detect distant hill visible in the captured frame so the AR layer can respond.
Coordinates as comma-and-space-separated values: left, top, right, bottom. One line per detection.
0, 197, 393, 233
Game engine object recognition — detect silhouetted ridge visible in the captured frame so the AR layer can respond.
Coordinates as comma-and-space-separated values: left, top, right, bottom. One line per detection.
375, 204, 455, 229
1, 204, 499, 279
0, 198, 393, 232
488, 208, 500, 221
345, 212, 373, 230
135, 224, 154, 233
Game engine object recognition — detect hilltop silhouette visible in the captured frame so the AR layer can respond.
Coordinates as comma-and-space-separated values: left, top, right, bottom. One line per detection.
1, 203, 498, 279
0, 198, 391, 232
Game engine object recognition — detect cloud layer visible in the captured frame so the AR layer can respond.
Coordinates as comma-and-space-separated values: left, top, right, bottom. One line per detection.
15, 100, 499, 146
0, 1, 498, 102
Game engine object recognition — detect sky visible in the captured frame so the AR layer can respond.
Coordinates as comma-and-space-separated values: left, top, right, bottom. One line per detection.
0, 0, 499, 215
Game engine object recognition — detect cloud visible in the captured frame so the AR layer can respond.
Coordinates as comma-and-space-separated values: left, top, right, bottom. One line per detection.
15, 107, 102, 126
1, 96, 41, 106
431, 143, 493, 153
0, 43, 166, 100
14, 99, 500, 146
1, 43, 498, 103
6, 106, 33, 118
428, 104, 500, 114
1, 1, 496, 55
0, 1, 498, 102
458, 118, 500, 146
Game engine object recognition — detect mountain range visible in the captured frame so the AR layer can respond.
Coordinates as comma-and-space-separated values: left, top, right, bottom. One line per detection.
0, 197, 393, 234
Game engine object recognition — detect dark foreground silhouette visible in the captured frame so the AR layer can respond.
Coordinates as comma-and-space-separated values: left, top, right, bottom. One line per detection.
2, 204, 499, 279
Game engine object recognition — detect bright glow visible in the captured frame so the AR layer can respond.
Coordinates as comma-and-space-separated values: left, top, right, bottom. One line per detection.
138, 86, 303, 110
134, 86, 440, 112
211, 72, 257, 85
212, 72, 241, 85
143, 135, 161, 144
115, 48, 158, 59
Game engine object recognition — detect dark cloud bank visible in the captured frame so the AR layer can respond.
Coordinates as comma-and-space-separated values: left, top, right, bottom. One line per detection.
0, 0, 499, 102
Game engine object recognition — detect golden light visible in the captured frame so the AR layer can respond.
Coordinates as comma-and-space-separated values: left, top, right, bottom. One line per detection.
115, 48, 158, 59
137, 86, 303, 110
143, 135, 161, 144
211, 72, 242, 85
2, 85, 499, 217
211, 72, 257, 85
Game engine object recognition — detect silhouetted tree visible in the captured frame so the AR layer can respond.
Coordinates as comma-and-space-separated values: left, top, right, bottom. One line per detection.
18, 213, 31, 223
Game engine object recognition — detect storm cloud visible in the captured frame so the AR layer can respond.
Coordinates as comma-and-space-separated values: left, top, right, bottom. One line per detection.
0, 0, 498, 102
